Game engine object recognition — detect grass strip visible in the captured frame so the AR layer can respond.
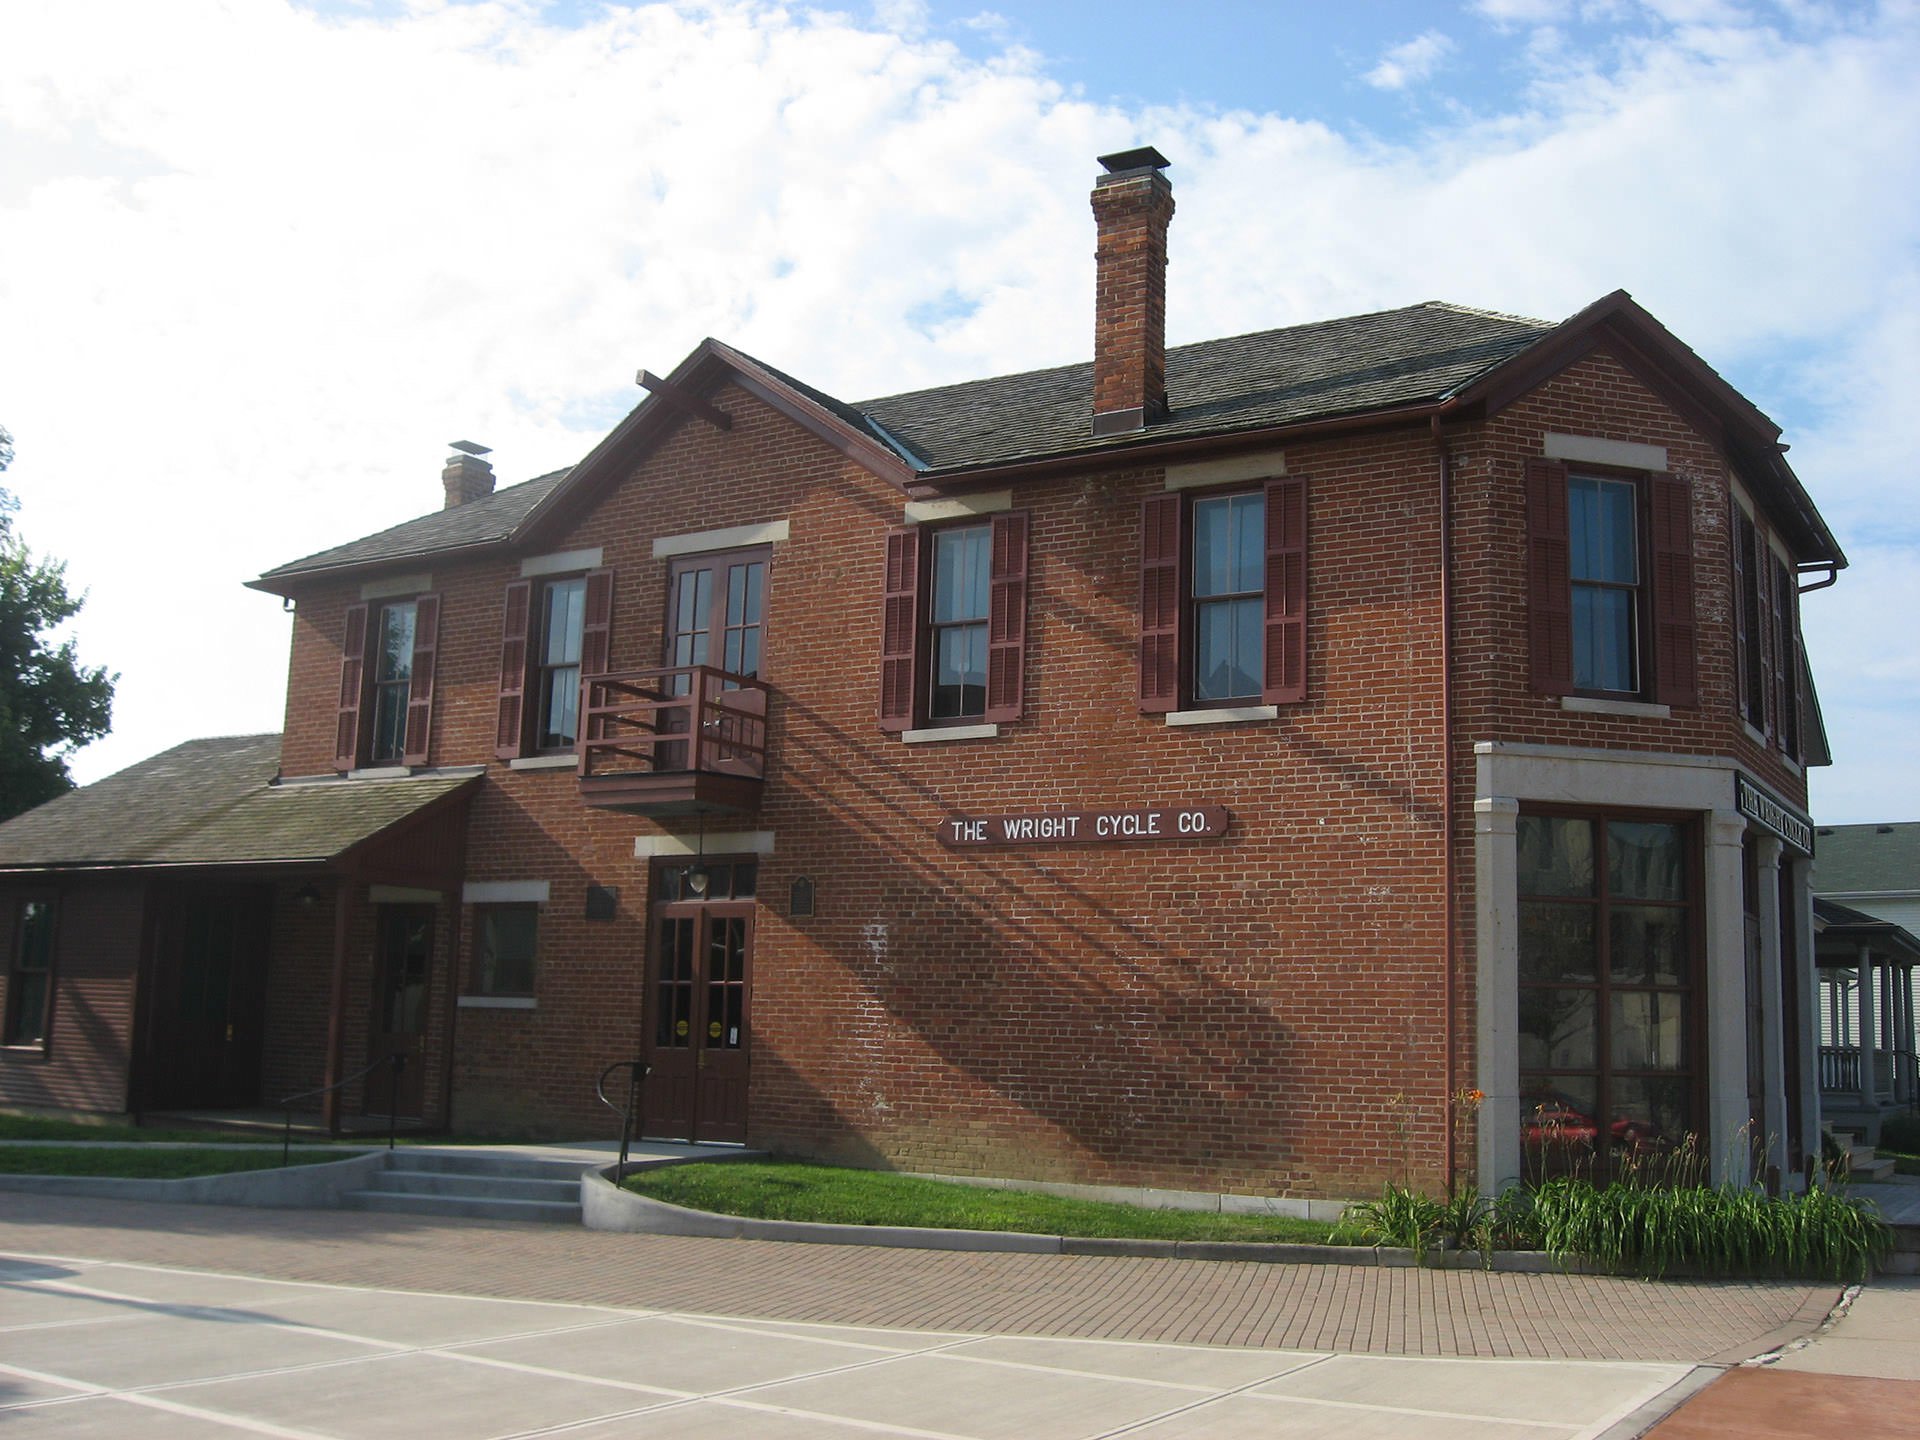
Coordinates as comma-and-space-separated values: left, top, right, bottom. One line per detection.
622, 1161, 1335, 1243
0, 1146, 351, 1179
0, 1114, 297, 1144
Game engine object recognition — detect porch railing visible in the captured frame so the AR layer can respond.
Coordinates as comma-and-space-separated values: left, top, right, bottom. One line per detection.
1819, 1046, 1863, 1093
580, 665, 768, 780
276, 1052, 406, 1165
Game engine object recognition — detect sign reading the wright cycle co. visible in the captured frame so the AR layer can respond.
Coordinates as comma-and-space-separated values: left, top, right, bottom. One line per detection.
940, 805, 1230, 848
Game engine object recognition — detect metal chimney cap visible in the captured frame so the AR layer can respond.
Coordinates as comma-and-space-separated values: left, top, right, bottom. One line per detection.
1098, 146, 1171, 174
448, 440, 492, 457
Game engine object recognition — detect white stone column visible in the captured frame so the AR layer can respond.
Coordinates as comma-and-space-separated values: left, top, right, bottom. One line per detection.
1753, 835, 1789, 1187
1857, 941, 1878, 1110
1895, 967, 1914, 1106
1787, 853, 1822, 1181
1475, 795, 1521, 1197
1706, 811, 1751, 1187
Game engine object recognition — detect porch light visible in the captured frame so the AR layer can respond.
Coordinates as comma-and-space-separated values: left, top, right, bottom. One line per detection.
295, 881, 322, 909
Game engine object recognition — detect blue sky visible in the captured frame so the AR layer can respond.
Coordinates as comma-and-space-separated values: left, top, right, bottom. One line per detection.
1, 0, 1916, 820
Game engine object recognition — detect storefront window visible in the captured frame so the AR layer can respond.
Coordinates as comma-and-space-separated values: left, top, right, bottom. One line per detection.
1518, 812, 1698, 1181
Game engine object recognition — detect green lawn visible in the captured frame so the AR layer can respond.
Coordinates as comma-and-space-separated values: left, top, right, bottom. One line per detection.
1884, 1149, 1920, 1177
622, 1161, 1336, 1243
0, 1113, 288, 1144
0, 1146, 350, 1179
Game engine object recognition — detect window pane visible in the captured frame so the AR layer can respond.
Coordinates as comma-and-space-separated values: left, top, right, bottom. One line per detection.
1609, 905, 1687, 985
1569, 476, 1636, 584
1519, 901, 1597, 983
478, 906, 538, 995
726, 563, 747, 627
18, 901, 52, 971
1521, 1076, 1599, 1171
1192, 493, 1263, 598
371, 683, 408, 762
1517, 815, 1595, 897
1194, 596, 1260, 701
541, 663, 580, 748
1611, 992, 1687, 1071
376, 603, 415, 683
931, 622, 987, 718
544, 579, 585, 666
1518, 988, 1597, 1070
744, 562, 764, 626
1610, 1076, 1692, 1156
1572, 584, 1635, 691
932, 527, 989, 623
1608, 821, 1685, 901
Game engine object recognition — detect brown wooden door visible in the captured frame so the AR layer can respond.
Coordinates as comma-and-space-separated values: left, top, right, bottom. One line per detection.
644, 861, 755, 1144
365, 904, 432, 1116
146, 891, 271, 1110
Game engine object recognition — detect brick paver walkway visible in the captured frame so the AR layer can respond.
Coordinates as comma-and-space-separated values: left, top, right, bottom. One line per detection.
0, 1193, 1837, 1365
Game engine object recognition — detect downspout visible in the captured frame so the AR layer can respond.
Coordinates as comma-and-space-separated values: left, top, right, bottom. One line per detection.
1431, 413, 1459, 1191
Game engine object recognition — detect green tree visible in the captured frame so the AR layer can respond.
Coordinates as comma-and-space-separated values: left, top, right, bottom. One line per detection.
0, 426, 116, 819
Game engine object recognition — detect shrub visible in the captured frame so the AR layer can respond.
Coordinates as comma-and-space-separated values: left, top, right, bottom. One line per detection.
1879, 1112, 1920, 1156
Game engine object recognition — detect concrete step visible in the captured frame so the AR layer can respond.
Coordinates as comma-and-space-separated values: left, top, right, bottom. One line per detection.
1854, 1154, 1898, 1182
391, 1152, 591, 1182
368, 1169, 579, 1203
343, 1190, 582, 1224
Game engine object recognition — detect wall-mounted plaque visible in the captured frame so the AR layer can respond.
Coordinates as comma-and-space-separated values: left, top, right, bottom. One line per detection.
940, 805, 1229, 848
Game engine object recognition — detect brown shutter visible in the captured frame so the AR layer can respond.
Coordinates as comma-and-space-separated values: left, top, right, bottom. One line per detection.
1524, 458, 1573, 696
401, 593, 440, 765
1139, 492, 1183, 712
334, 603, 368, 771
1262, 476, 1308, 704
1730, 501, 1751, 723
984, 510, 1029, 723
581, 568, 614, 676
878, 526, 921, 732
1773, 557, 1801, 759
1647, 472, 1697, 708
496, 579, 532, 759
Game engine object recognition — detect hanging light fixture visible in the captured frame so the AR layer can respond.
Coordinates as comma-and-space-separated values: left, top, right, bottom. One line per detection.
686, 812, 709, 897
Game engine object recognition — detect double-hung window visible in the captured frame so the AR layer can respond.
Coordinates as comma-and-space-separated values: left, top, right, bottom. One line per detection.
537, 578, 587, 750
878, 512, 1028, 732
3, 899, 55, 1048
1729, 496, 1805, 761
1525, 458, 1695, 706
496, 569, 613, 759
336, 593, 441, 770
474, 905, 539, 997
1139, 477, 1307, 713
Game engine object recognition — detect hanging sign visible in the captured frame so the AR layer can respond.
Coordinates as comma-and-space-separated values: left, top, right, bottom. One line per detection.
940, 805, 1229, 848
1735, 773, 1814, 855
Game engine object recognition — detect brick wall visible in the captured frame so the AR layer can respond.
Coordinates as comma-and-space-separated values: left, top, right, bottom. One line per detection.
269, 347, 1816, 1196
0, 880, 145, 1113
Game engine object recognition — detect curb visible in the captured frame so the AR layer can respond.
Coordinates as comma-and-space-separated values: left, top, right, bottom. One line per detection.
580, 1167, 1595, 1270
0, 1149, 389, 1208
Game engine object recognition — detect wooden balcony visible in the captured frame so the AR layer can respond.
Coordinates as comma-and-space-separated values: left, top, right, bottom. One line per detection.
577, 665, 768, 817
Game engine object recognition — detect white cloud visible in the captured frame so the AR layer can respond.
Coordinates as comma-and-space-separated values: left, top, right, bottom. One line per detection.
1364, 30, 1457, 91
0, 0, 1916, 821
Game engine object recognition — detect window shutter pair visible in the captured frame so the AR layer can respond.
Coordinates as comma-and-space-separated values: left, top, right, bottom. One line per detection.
496, 569, 614, 758
1730, 501, 1753, 723
334, 594, 442, 769
1523, 458, 1697, 707
877, 512, 1029, 731
1138, 476, 1308, 712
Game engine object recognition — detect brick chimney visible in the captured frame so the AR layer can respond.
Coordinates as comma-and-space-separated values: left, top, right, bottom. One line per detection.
442, 440, 494, 509
1090, 146, 1174, 437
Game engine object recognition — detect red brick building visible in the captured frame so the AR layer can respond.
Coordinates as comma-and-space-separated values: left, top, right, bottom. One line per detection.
0, 149, 1842, 1199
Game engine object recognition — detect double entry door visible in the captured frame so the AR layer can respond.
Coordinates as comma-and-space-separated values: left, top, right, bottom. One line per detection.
644, 859, 754, 1143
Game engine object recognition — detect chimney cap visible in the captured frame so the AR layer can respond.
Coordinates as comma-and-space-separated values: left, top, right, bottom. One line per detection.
1098, 145, 1171, 175
448, 440, 492, 458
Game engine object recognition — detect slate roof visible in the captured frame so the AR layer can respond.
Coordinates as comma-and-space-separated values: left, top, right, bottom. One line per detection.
258, 467, 570, 584
859, 302, 1550, 473
253, 301, 1548, 585
0, 734, 477, 870
1812, 822, 1920, 895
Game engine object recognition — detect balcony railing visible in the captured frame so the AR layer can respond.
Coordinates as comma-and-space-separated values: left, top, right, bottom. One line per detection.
1820, 1045, 1863, 1093
577, 665, 768, 815
1818, 1045, 1913, 1101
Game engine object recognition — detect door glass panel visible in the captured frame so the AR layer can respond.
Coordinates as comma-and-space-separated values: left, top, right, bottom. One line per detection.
1519, 902, 1597, 983
704, 916, 746, 1050
379, 913, 430, 1035
1518, 988, 1596, 1070
654, 917, 694, 1048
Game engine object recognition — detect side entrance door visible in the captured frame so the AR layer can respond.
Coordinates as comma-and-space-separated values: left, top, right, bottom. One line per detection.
644, 859, 755, 1144
365, 904, 432, 1116
144, 889, 271, 1110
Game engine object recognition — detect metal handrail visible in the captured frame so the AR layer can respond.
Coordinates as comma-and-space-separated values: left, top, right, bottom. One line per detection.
277, 1052, 407, 1165
596, 1058, 651, 1184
